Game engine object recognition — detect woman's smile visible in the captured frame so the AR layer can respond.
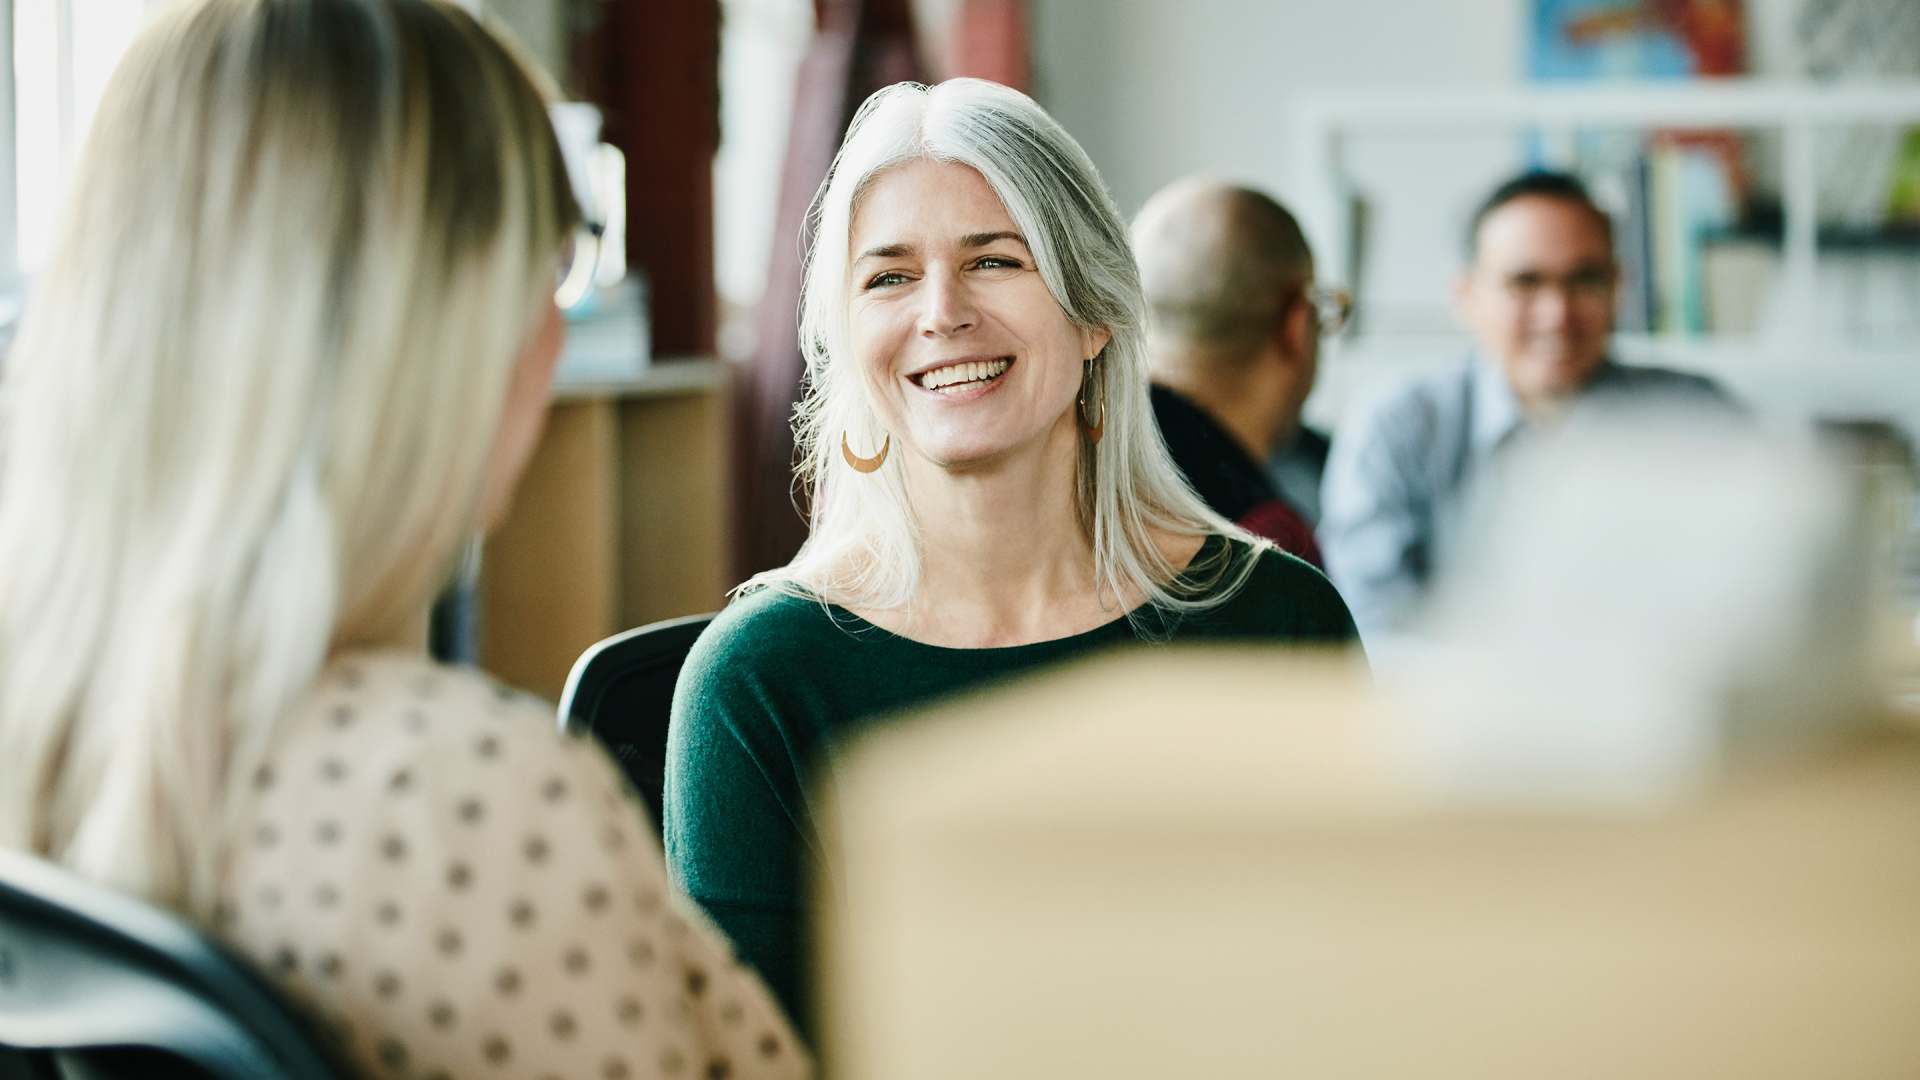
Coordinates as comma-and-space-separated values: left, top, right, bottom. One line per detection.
910, 355, 1016, 397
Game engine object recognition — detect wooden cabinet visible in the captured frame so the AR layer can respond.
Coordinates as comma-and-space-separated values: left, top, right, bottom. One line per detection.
479, 359, 732, 701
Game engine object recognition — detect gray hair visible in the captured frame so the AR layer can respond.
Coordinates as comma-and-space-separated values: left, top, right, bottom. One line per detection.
747, 79, 1261, 622
1133, 180, 1312, 354
0, 0, 576, 910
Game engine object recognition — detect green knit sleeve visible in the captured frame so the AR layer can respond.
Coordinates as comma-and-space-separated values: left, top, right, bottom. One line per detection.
663, 591, 817, 1034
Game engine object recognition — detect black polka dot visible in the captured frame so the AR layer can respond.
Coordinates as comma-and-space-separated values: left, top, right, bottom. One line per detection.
320, 758, 347, 783
706, 1059, 732, 1079
314, 820, 341, 845
600, 825, 626, 853
375, 900, 402, 927
329, 704, 355, 729
373, 971, 402, 999
583, 884, 610, 913
627, 939, 655, 967
604, 1058, 632, 1079
313, 883, 340, 908
427, 1000, 456, 1029
270, 945, 299, 974
757, 1033, 782, 1058
523, 836, 549, 864
253, 764, 276, 791
563, 946, 590, 975
549, 1010, 577, 1040
542, 777, 568, 802
435, 928, 463, 957
447, 862, 473, 891
509, 898, 536, 929
685, 968, 708, 996
380, 834, 407, 861
254, 823, 279, 848
719, 1001, 743, 1026
482, 1034, 511, 1065
494, 967, 522, 997
475, 734, 501, 759
338, 666, 364, 689
387, 767, 414, 794
634, 889, 662, 915
660, 1049, 685, 1075
376, 1037, 407, 1070
316, 952, 343, 979
616, 996, 643, 1026
457, 797, 485, 825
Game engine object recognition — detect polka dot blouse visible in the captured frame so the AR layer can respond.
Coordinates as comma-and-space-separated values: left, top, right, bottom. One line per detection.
214, 650, 810, 1079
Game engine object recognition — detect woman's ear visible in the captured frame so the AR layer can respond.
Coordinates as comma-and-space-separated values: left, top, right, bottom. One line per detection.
1083, 325, 1113, 361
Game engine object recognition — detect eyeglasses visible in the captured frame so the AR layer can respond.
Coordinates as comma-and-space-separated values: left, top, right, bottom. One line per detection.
1496, 266, 1616, 304
554, 221, 604, 311
549, 120, 628, 312
1302, 284, 1353, 337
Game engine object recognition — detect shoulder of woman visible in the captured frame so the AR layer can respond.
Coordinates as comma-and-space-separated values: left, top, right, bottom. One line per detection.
268, 651, 620, 818
1215, 535, 1360, 641
686, 586, 847, 675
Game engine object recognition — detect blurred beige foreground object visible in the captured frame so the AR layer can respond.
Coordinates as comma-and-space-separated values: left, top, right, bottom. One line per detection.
816, 649, 1920, 1079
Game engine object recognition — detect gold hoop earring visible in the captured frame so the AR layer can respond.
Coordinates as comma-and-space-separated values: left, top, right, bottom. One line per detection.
841, 432, 890, 473
1078, 358, 1105, 445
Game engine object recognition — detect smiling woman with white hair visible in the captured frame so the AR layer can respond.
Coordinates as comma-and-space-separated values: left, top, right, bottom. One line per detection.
0, 2, 806, 1077
665, 77, 1359, 1031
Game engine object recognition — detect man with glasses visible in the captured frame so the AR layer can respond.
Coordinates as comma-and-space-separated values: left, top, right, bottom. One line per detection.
1134, 179, 1349, 568
1320, 170, 1734, 645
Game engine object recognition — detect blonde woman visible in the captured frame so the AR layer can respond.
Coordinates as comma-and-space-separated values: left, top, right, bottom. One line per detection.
0, 2, 805, 1076
666, 79, 1360, 1030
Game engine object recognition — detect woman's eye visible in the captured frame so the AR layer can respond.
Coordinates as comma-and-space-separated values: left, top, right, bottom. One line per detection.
863, 270, 910, 290
973, 255, 1021, 270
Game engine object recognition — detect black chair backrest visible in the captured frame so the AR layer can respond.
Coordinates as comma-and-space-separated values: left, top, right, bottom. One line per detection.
0, 849, 352, 1080
557, 612, 716, 834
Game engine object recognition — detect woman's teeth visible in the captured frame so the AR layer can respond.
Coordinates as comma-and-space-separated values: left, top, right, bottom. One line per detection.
920, 357, 1011, 393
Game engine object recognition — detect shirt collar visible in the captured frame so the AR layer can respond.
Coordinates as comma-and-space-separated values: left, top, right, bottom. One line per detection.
1468, 353, 1622, 459
1467, 356, 1526, 460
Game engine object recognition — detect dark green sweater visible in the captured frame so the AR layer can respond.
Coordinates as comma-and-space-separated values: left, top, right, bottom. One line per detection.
663, 534, 1357, 1034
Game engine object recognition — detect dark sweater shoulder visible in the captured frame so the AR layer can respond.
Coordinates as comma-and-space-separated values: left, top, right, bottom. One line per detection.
1183, 538, 1358, 644
675, 586, 846, 722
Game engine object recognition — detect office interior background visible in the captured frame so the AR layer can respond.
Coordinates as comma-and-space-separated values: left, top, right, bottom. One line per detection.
1, 2, 1917, 1075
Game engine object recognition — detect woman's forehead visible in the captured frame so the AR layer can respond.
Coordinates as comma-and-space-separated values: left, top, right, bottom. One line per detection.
848, 159, 1017, 251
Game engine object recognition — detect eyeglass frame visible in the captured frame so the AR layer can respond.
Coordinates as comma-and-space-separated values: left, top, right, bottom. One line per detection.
1299, 283, 1353, 337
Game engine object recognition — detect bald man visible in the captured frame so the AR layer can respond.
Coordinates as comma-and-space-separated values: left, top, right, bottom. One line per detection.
1133, 178, 1345, 568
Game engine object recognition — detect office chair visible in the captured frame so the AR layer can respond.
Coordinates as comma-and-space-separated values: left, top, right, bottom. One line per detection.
557, 612, 716, 834
0, 849, 351, 1080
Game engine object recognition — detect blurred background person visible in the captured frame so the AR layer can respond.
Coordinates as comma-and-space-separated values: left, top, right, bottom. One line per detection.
1133, 177, 1348, 568
666, 78, 1360, 1036
1319, 170, 1737, 646
0, 2, 805, 1077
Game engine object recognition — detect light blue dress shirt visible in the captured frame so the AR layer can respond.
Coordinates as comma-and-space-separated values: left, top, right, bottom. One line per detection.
1318, 356, 1734, 645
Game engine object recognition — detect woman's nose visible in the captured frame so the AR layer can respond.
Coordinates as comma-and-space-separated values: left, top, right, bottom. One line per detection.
918, 268, 978, 337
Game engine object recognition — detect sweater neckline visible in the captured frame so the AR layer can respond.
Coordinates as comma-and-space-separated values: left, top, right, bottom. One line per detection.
815, 533, 1228, 657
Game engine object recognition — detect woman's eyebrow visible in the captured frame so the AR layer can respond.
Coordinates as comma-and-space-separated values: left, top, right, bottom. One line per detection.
854, 242, 915, 262
854, 231, 1028, 263
962, 230, 1027, 250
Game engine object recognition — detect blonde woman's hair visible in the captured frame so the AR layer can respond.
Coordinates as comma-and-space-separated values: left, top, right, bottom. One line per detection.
0, 0, 578, 911
748, 78, 1262, 621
